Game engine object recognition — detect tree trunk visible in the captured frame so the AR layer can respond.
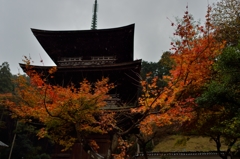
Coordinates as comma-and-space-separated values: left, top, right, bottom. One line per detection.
141, 143, 148, 159
212, 135, 236, 159
8, 121, 18, 159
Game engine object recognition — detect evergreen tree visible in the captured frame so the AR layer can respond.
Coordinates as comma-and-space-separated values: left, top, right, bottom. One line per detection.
0, 62, 13, 93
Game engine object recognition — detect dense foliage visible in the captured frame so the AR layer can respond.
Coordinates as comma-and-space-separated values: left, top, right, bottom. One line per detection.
195, 43, 240, 159
0, 62, 51, 159
5, 65, 115, 151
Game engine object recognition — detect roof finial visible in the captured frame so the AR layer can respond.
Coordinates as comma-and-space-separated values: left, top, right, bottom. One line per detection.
91, 0, 98, 30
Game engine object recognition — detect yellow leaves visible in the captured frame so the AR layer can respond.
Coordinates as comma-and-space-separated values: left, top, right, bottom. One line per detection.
98, 111, 116, 132
134, 77, 181, 135
79, 79, 91, 93
0, 93, 13, 108
112, 137, 132, 159
37, 128, 48, 139
48, 66, 57, 74
58, 137, 77, 151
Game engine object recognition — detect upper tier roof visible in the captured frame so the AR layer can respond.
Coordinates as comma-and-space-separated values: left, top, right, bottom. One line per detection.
31, 24, 135, 65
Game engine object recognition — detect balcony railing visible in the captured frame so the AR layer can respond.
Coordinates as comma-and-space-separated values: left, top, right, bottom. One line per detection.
57, 56, 116, 66
136, 151, 226, 157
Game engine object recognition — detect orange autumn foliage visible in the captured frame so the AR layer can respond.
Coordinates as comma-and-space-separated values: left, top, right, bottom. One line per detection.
5, 66, 116, 150
133, 6, 225, 135
166, 6, 225, 109
112, 137, 133, 159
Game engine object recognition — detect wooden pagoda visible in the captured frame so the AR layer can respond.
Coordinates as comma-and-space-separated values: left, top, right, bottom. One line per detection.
20, 24, 141, 108
20, 24, 142, 159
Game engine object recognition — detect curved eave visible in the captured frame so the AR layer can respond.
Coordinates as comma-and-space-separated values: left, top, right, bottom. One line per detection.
31, 24, 135, 64
19, 59, 141, 72
57, 59, 141, 72
0, 141, 8, 147
31, 24, 135, 35
19, 63, 53, 71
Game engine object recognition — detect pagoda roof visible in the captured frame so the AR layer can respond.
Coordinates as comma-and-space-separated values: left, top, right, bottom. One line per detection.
31, 24, 135, 64
0, 141, 8, 147
19, 60, 141, 72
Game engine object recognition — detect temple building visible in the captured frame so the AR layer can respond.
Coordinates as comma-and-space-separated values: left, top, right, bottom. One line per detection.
20, 24, 141, 108
19, 1, 141, 158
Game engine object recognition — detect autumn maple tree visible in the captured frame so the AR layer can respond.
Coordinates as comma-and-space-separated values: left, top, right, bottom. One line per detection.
133, 3, 240, 159
136, 5, 224, 134
172, 2, 240, 158
123, 6, 226, 159
168, 6, 225, 103
5, 60, 115, 151
166, 4, 240, 159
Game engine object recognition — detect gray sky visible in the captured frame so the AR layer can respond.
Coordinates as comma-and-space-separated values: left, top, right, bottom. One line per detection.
0, 0, 217, 74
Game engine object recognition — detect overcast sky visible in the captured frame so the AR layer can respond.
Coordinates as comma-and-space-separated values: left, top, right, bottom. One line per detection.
0, 0, 217, 74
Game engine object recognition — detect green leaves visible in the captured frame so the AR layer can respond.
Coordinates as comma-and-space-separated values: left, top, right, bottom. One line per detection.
194, 42, 240, 156
0, 62, 14, 93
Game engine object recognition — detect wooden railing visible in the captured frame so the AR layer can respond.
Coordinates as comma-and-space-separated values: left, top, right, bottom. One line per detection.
136, 151, 226, 157
57, 56, 116, 66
